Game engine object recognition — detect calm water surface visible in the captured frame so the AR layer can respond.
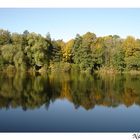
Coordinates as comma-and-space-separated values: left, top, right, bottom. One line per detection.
0, 72, 140, 132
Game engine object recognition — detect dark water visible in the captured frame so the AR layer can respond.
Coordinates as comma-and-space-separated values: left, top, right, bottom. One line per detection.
0, 72, 140, 132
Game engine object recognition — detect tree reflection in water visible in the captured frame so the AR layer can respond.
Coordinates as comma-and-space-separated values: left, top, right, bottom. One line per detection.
0, 72, 140, 111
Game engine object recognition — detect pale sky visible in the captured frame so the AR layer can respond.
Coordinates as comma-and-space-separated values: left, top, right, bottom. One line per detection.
0, 8, 140, 41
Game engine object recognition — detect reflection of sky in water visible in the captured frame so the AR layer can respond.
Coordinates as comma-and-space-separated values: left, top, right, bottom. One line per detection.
0, 99, 140, 132
0, 73, 140, 132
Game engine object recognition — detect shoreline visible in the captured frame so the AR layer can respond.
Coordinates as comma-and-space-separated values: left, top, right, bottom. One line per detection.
1, 66, 140, 76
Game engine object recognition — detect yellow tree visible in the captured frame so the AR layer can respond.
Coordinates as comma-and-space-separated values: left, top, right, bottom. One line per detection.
62, 39, 74, 62
122, 36, 136, 57
122, 36, 140, 70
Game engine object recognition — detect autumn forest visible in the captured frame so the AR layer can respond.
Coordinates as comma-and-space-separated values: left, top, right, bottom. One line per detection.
0, 29, 140, 74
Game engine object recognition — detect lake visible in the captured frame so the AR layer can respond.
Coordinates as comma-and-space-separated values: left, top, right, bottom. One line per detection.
0, 72, 140, 132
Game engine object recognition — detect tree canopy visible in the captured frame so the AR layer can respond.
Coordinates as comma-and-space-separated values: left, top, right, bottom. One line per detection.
0, 28, 140, 73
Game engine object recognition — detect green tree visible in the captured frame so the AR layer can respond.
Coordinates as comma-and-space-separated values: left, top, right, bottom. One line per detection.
111, 46, 125, 71
11, 33, 24, 45
91, 37, 104, 69
25, 33, 51, 69
0, 29, 11, 46
1, 44, 16, 64
51, 40, 63, 63
72, 34, 82, 64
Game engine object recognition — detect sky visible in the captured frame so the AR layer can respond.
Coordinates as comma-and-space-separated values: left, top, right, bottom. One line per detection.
0, 8, 140, 41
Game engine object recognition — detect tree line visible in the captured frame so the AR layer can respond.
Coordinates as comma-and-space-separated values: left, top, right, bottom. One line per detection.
0, 29, 140, 73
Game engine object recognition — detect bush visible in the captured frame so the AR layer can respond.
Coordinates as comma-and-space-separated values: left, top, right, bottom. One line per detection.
6, 65, 15, 73
50, 62, 71, 73
71, 64, 80, 72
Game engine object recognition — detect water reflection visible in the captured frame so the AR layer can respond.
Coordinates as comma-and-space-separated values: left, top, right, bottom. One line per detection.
0, 72, 140, 110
